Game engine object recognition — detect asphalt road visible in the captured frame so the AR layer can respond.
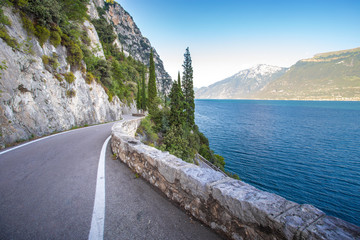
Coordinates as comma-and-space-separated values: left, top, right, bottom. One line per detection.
0, 116, 221, 240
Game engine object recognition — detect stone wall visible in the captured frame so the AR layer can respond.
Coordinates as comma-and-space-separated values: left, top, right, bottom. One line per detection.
111, 119, 360, 240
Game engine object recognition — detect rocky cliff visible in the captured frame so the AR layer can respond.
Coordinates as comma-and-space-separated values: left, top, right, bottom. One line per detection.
0, 0, 170, 148
90, 0, 172, 94
195, 64, 287, 99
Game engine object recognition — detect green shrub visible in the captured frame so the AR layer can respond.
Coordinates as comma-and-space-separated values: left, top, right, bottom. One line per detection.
80, 30, 90, 45
137, 117, 159, 144
0, 26, 18, 48
0, 8, 11, 26
86, 72, 95, 84
66, 41, 83, 67
66, 89, 76, 97
34, 25, 50, 46
42, 54, 59, 71
11, 0, 28, 8
54, 73, 62, 82
21, 0, 60, 27
20, 13, 35, 35
0, 60, 8, 80
49, 26, 61, 47
64, 72, 75, 83
107, 90, 113, 102
42, 55, 49, 65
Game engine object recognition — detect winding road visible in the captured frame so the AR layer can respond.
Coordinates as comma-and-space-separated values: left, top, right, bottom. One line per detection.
0, 115, 221, 240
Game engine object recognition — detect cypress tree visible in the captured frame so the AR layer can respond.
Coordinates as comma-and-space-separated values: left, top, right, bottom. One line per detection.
136, 80, 141, 110
169, 81, 185, 127
148, 49, 157, 112
182, 47, 195, 128
141, 67, 147, 111
177, 71, 181, 89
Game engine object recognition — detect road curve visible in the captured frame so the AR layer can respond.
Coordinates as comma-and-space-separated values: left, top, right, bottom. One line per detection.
0, 115, 221, 240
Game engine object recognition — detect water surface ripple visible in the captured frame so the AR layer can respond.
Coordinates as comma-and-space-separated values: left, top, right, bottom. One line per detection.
195, 100, 360, 226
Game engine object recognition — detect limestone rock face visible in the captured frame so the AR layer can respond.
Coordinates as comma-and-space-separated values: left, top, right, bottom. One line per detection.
91, 1, 172, 93
0, 7, 123, 148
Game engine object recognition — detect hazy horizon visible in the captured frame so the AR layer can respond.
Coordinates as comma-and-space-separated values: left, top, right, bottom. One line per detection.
117, 0, 360, 88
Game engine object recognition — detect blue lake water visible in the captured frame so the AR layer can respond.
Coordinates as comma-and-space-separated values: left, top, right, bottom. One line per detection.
195, 99, 360, 226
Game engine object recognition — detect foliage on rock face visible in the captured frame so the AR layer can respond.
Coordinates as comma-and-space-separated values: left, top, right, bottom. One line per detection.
49, 26, 62, 47
42, 54, 59, 71
34, 25, 50, 46
0, 60, 7, 80
0, 4, 18, 49
89, 7, 146, 103
2, 0, 147, 104
64, 72, 75, 84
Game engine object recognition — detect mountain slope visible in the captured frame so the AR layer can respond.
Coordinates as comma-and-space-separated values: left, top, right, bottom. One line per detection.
90, 0, 172, 94
195, 64, 287, 99
255, 47, 360, 100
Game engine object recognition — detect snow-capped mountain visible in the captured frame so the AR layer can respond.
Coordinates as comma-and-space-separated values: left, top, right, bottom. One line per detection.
195, 64, 288, 99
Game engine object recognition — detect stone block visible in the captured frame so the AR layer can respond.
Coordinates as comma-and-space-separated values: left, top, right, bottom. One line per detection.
157, 154, 192, 184
274, 204, 324, 239
212, 179, 297, 229
179, 167, 226, 200
302, 215, 360, 240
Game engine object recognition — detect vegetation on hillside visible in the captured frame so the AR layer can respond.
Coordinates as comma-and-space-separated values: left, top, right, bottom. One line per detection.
137, 48, 239, 179
0, 0, 147, 104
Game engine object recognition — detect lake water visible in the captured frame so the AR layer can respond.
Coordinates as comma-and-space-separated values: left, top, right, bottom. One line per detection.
195, 99, 360, 226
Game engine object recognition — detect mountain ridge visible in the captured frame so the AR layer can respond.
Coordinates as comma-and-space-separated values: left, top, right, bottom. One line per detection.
195, 64, 288, 99
256, 47, 360, 100
196, 47, 360, 100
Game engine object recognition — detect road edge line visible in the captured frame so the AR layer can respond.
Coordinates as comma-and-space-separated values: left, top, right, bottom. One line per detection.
88, 135, 110, 240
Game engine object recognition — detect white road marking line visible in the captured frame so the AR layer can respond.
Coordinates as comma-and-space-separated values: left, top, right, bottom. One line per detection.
88, 135, 110, 240
0, 123, 112, 156
0, 131, 68, 156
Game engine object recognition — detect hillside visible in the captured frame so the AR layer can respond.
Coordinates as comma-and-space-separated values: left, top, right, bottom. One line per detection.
0, 0, 170, 148
195, 64, 287, 99
255, 47, 360, 100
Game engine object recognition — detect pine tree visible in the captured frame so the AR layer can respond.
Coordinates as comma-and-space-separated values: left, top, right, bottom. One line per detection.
148, 49, 157, 112
141, 67, 147, 111
182, 47, 195, 128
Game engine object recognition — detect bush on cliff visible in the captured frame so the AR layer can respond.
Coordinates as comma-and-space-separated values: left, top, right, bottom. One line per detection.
49, 25, 62, 47
34, 25, 50, 46
64, 72, 75, 84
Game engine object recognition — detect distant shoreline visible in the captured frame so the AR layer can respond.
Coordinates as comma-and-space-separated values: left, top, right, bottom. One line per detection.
195, 98, 360, 102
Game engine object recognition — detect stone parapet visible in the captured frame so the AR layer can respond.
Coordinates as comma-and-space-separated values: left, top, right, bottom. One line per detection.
111, 120, 360, 240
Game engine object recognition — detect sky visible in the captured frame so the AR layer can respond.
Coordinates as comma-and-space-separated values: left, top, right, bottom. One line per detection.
116, 0, 360, 88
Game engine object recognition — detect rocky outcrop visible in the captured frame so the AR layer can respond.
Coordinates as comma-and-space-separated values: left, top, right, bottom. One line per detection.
111, 119, 360, 240
91, 1, 172, 93
0, 6, 126, 148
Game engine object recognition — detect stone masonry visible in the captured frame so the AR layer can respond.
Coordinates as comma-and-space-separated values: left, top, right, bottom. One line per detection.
111, 119, 360, 240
